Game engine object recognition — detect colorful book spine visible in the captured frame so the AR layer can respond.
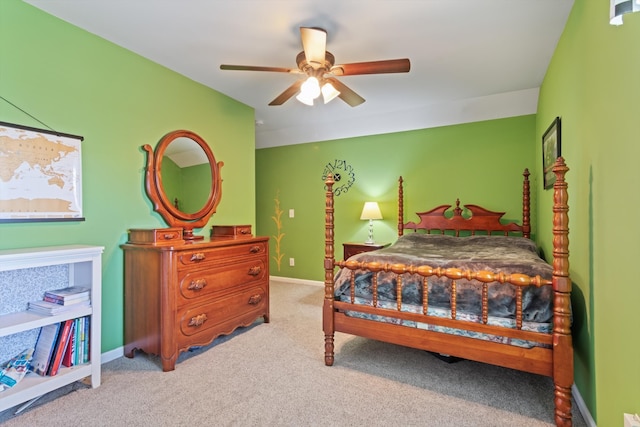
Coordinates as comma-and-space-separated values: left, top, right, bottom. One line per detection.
61, 320, 77, 368
83, 316, 90, 363
74, 317, 81, 366
77, 317, 85, 365
48, 319, 74, 376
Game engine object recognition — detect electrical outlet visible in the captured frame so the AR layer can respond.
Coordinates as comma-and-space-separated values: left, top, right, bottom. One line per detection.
289, 209, 294, 218
289, 258, 295, 267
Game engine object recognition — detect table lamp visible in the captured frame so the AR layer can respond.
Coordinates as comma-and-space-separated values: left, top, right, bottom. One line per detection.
360, 202, 383, 244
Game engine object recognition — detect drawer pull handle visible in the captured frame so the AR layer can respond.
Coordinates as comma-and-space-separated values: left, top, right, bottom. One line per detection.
188, 279, 207, 291
240, 229, 250, 235
249, 245, 261, 253
248, 294, 262, 305
248, 266, 261, 276
190, 252, 206, 262
188, 313, 208, 327
163, 232, 178, 240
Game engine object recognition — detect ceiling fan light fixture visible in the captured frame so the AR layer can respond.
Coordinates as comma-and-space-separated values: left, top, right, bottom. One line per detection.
300, 76, 321, 99
321, 82, 340, 104
220, 27, 410, 107
296, 92, 315, 106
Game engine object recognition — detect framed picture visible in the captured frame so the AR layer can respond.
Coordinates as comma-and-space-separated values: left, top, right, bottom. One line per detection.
0, 121, 85, 222
542, 116, 561, 190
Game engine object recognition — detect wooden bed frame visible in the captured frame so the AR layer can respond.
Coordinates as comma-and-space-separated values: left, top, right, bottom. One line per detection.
323, 157, 572, 426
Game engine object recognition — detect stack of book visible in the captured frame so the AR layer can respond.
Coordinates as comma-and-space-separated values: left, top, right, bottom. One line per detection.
28, 286, 90, 316
27, 286, 92, 376
31, 316, 91, 376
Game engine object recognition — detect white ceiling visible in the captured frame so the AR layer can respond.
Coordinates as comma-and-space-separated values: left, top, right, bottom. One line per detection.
25, 0, 574, 149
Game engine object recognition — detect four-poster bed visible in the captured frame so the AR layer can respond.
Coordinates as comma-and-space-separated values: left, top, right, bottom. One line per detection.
322, 158, 572, 426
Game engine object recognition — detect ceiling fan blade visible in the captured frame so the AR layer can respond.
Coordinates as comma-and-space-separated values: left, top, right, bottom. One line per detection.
220, 64, 301, 74
300, 27, 327, 69
330, 58, 411, 76
325, 77, 365, 107
268, 80, 304, 106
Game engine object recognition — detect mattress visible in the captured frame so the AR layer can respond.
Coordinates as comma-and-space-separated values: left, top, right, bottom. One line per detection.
333, 234, 554, 347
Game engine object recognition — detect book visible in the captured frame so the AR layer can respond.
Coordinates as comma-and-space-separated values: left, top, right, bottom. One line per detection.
75, 317, 82, 366
44, 286, 90, 301
31, 323, 61, 376
28, 299, 90, 315
76, 316, 89, 364
77, 317, 83, 364
77, 317, 84, 365
61, 321, 77, 368
44, 294, 90, 306
0, 348, 34, 391
83, 316, 90, 363
47, 319, 74, 376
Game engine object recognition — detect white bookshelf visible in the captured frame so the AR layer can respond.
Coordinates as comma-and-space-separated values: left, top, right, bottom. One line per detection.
0, 245, 103, 413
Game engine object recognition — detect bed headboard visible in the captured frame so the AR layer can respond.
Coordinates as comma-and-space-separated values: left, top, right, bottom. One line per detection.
397, 169, 531, 238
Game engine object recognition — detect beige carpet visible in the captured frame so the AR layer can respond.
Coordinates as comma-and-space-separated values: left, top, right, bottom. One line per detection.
0, 280, 586, 426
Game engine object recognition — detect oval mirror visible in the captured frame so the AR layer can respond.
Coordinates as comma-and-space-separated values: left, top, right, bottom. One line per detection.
142, 130, 223, 240
160, 136, 212, 215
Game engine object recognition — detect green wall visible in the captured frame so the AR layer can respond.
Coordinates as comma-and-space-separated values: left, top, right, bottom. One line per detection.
537, 0, 640, 425
0, 1, 256, 353
4, 0, 637, 424
181, 163, 213, 214
161, 157, 182, 209
162, 158, 213, 214
256, 2, 640, 422
256, 115, 536, 280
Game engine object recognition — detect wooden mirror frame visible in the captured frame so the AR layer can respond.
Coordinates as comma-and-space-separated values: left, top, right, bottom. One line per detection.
142, 130, 223, 240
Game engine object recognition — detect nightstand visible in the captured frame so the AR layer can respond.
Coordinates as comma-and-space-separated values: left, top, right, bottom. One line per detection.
343, 242, 390, 260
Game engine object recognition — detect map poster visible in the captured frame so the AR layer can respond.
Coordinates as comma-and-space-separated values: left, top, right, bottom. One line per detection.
0, 121, 85, 222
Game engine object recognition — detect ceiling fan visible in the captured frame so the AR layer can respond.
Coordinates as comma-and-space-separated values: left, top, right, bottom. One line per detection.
220, 27, 410, 107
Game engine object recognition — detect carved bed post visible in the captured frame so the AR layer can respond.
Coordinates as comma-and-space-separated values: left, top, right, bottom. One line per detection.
551, 157, 573, 427
522, 168, 531, 238
398, 176, 404, 237
323, 174, 336, 366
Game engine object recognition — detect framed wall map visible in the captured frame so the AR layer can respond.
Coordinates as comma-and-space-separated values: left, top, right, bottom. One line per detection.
0, 121, 85, 222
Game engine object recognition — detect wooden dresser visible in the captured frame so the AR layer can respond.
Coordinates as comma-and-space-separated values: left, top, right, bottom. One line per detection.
122, 230, 269, 371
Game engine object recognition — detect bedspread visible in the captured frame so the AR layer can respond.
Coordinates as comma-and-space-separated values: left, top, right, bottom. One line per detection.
334, 234, 554, 323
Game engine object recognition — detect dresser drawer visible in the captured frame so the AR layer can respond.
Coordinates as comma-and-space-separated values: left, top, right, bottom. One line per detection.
178, 241, 267, 269
179, 285, 267, 337
128, 228, 183, 244
211, 225, 252, 238
178, 258, 267, 301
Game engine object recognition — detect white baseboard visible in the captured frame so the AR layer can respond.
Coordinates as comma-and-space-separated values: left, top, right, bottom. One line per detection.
100, 346, 124, 364
573, 384, 596, 426
269, 275, 323, 287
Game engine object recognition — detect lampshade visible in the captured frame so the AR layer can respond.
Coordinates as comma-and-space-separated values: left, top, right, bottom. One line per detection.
295, 91, 315, 106
360, 202, 383, 220
321, 82, 341, 104
300, 76, 320, 98
610, 0, 640, 25
296, 76, 320, 105
297, 77, 341, 106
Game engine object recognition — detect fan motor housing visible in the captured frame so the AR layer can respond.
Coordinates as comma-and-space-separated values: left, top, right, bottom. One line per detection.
296, 51, 335, 73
